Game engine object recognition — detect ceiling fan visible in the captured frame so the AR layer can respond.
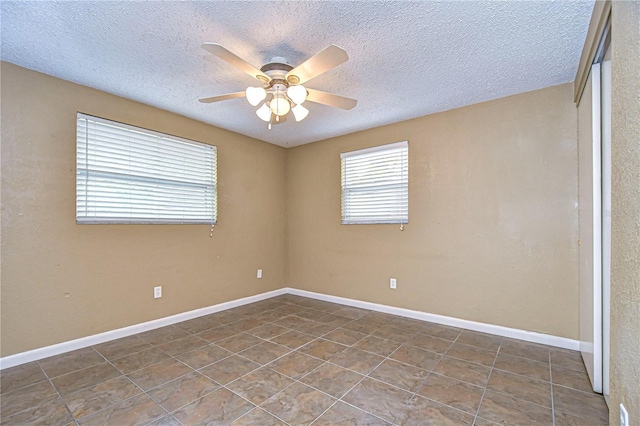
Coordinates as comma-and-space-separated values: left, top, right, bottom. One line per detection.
199, 43, 357, 128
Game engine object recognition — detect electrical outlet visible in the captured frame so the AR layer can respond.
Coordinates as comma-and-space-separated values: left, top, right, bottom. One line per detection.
257, 269, 262, 279
390, 278, 397, 289
620, 403, 629, 426
154, 286, 162, 299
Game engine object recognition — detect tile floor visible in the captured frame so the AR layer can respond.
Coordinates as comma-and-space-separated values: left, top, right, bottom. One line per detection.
0, 295, 609, 425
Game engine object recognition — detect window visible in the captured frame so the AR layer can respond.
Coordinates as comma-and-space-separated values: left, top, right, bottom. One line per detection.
76, 113, 217, 224
341, 141, 408, 224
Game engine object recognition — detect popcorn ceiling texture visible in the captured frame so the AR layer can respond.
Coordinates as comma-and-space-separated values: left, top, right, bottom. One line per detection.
610, 1, 640, 422
0, 1, 593, 147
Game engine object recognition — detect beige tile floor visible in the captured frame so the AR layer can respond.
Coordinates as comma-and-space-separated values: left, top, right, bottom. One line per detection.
0, 295, 609, 425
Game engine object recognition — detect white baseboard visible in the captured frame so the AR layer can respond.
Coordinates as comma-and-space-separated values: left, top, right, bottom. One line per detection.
0, 288, 287, 370
286, 288, 580, 351
1, 286, 579, 370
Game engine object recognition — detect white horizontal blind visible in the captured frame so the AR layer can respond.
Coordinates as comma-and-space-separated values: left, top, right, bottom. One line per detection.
76, 113, 217, 224
341, 141, 408, 224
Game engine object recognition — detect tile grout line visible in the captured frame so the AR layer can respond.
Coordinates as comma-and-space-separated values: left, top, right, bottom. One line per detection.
50, 348, 116, 414
550, 351, 556, 426
388, 328, 495, 423
76, 348, 170, 425
222, 310, 415, 424
396, 332, 497, 423
0, 367, 69, 423
233, 406, 292, 426
198, 308, 465, 425
131, 303, 313, 425
472, 343, 501, 425
219, 381, 294, 426
335, 324, 436, 425
307, 343, 396, 425
96, 325, 291, 425
216, 310, 368, 425
141, 369, 220, 419
388, 330, 451, 425
35, 360, 77, 425
384, 326, 490, 423
478, 342, 563, 387
38, 349, 121, 424
140, 330, 266, 426
184, 327, 337, 422
301, 346, 396, 425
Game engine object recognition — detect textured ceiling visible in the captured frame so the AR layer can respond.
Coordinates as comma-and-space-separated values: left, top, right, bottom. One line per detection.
1, 1, 593, 147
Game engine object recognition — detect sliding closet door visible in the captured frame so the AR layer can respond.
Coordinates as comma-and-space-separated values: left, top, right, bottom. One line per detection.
600, 43, 611, 403
577, 63, 602, 393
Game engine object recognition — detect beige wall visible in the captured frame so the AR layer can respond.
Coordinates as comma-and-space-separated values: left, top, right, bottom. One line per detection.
1, 62, 584, 358
287, 83, 580, 339
610, 1, 640, 421
0, 63, 287, 357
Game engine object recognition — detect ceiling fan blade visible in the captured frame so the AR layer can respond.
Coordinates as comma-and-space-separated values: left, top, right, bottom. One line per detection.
198, 92, 246, 103
285, 45, 348, 85
201, 43, 270, 83
306, 88, 357, 110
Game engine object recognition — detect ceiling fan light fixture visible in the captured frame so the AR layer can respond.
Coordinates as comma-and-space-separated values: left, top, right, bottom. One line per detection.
245, 87, 267, 106
292, 104, 309, 122
269, 96, 291, 116
256, 103, 271, 121
287, 85, 307, 105
200, 43, 356, 126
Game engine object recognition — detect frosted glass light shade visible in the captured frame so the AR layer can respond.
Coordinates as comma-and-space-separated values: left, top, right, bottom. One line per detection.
245, 87, 267, 106
292, 104, 309, 122
256, 103, 271, 121
287, 85, 307, 105
269, 96, 291, 116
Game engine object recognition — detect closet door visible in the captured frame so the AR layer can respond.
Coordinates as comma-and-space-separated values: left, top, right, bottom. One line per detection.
577, 63, 602, 393
600, 43, 611, 403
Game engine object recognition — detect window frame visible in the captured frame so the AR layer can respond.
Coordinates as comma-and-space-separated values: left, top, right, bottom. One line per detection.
340, 140, 409, 225
76, 112, 217, 225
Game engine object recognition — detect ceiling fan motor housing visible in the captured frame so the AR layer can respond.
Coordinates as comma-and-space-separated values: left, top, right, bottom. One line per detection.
261, 62, 295, 87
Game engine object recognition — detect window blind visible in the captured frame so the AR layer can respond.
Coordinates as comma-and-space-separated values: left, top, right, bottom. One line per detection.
341, 141, 408, 224
76, 113, 217, 224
